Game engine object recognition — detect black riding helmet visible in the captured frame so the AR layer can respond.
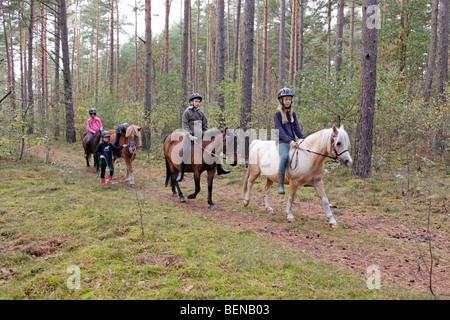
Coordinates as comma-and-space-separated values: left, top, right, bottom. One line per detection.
189, 93, 203, 102
89, 108, 97, 115
102, 130, 111, 138
277, 88, 294, 99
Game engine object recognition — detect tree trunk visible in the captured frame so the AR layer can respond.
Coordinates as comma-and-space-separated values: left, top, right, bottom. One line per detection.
298, 0, 304, 74
335, 0, 344, 82
163, 0, 171, 74
60, 0, 76, 143
436, 0, 449, 99
181, 0, 189, 119
143, 0, 152, 150
288, 0, 297, 85
326, 0, 331, 82
262, 0, 268, 93
1, 6, 14, 110
423, 0, 439, 103
116, 0, 120, 91
349, 0, 355, 79
110, 0, 114, 94
216, 0, 226, 126
27, 0, 35, 135
241, 0, 255, 131
279, 0, 286, 87
352, 0, 379, 178
54, 1, 61, 139
40, 3, 48, 120
95, 0, 100, 103
195, 0, 200, 91
233, 0, 242, 81
398, 0, 405, 74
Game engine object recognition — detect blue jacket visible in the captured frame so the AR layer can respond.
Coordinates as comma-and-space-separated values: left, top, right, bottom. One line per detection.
274, 109, 305, 144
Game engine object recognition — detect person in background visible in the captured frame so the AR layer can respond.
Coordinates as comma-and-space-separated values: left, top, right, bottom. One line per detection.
85, 108, 103, 158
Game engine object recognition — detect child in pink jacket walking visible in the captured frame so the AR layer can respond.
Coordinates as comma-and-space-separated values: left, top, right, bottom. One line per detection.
85, 108, 103, 158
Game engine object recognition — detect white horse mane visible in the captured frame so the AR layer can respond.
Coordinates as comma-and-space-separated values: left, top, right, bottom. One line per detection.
125, 125, 141, 138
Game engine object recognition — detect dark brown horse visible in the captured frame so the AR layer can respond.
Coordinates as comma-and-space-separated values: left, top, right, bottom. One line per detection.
108, 125, 141, 188
164, 129, 237, 209
82, 130, 101, 169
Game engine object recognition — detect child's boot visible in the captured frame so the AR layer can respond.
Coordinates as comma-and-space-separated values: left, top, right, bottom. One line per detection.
108, 175, 115, 184
101, 179, 106, 185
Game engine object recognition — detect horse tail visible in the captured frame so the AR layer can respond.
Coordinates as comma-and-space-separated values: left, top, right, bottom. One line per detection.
164, 156, 171, 188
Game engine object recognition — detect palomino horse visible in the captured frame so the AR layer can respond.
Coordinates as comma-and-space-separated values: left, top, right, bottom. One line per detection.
242, 125, 352, 228
164, 129, 237, 209
82, 130, 101, 169
108, 125, 141, 188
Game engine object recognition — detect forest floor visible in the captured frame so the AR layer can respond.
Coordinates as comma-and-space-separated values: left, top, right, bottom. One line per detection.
1, 141, 448, 299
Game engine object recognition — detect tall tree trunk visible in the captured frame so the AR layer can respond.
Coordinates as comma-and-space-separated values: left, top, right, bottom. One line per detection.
27, 0, 35, 135
233, 0, 242, 81
436, 0, 449, 99
326, 0, 331, 82
40, 3, 48, 120
398, 0, 405, 74
262, 0, 268, 93
288, 0, 297, 85
135, 0, 139, 100
255, 0, 260, 92
423, 0, 439, 103
335, 0, 344, 82
195, 0, 200, 91
206, 0, 211, 100
279, 0, 286, 87
116, 0, 120, 91
241, 0, 255, 131
297, 0, 304, 74
349, 0, 355, 79
352, 0, 379, 178
109, 0, 114, 94
143, 0, 152, 150
95, 0, 100, 103
1, 6, 14, 110
54, 1, 61, 139
163, 0, 171, 74
181, 0, 189, 119
60, 0, 76, 143
216, 0, 226, 126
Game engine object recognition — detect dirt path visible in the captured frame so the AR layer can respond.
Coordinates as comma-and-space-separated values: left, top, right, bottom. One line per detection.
29, 145, 449, 297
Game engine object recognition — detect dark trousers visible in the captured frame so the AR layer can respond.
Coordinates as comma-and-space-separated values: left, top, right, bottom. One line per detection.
100, 162, 114, 179
114, 133, 122, 146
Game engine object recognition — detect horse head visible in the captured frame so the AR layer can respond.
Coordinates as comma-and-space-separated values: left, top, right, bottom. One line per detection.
125, 125, 142, 155
331, 125, 352, 167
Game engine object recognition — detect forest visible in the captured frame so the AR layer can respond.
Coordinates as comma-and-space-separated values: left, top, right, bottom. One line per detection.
0, 0, 448, 175
0, 0, 449, 300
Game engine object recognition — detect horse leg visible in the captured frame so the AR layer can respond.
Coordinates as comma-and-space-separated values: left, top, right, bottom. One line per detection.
172, 172, 185, 203
188, 170, 201, 199
264, 178, 274, 212
313, 179, 337, 228
243, 165, 260, 207
207, 169, 216, 209
285, 182, 300, 222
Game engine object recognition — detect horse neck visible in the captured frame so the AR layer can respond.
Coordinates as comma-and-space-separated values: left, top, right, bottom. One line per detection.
303, 129, 331, 155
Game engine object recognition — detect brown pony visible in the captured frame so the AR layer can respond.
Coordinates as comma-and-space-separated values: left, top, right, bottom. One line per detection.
164, 129, 237, 209
108, 125, 141, 188
82, 130, 101, 169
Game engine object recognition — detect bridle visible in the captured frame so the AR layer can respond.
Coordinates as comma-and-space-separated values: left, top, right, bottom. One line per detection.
290, 133, 349, 170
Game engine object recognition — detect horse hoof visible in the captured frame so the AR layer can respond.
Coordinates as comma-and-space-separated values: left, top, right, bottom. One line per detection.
188, 194, 196, 199
130, 183, 135, 188
329, 222, 338, 229
180, 197, 186, 203
209, 204, 217, 210
243, 200, 249, 207
172, 192, 178, 197
266, 207, 274, 213
286, 214, 295, 222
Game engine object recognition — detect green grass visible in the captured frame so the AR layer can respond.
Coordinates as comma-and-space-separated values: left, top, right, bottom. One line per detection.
0, 156, 432, 299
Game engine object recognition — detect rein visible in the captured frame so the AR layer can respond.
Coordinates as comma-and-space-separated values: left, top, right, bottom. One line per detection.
289, 135, 349, 170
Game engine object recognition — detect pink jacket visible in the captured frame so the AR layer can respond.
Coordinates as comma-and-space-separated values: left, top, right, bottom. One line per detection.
87, 117, 103, 133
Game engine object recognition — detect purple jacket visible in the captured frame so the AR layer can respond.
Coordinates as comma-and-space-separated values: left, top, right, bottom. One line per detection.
274, 109, 305, 144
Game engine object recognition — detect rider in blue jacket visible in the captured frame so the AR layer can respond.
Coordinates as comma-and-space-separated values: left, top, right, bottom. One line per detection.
274, 88, 305, 194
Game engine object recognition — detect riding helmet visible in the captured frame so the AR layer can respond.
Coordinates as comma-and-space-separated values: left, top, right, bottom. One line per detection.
277, 88, 294, 99
101, 130, 111, 138
189, 93, 203, 102
89, 108, 97, 114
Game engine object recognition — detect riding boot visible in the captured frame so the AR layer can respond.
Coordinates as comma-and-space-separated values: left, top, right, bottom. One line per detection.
176, 162, 185, 182
101, 179, 106, 185
108, 175, 115, 184
216, 164, 231, 175
278, 172, 286, 194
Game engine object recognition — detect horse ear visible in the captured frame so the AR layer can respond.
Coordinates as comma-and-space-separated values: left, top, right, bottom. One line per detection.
332, 125, 338, 136
339, 124, 344, 131
137, 127, 142, 131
